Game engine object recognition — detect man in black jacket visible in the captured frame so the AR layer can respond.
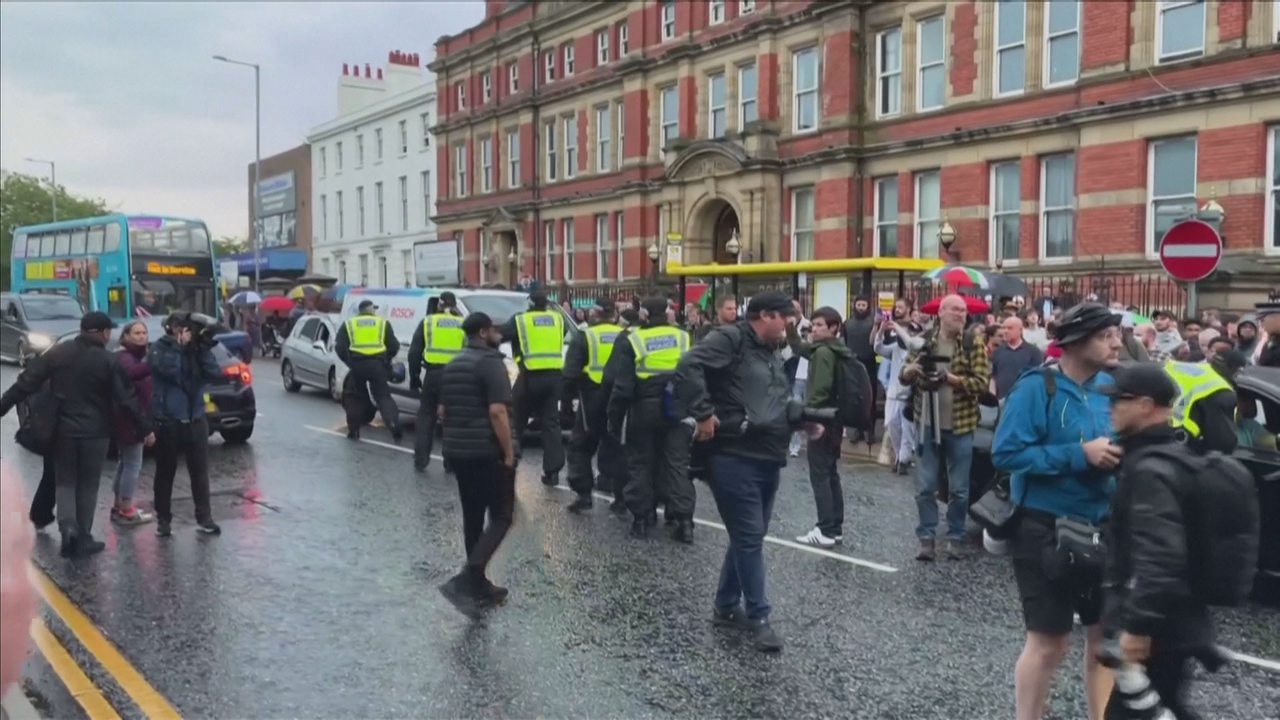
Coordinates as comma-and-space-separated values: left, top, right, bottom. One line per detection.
842, 296, 880, 442
673, 291, 796, 652
564, 298, 626, 512
0, 312, 153, 557
437, 312, 516, 617
1101, 363, 1216, 720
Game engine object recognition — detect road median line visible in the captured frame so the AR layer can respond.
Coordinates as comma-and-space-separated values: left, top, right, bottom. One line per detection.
33, 569, 183, 719
29, 617, 121, 720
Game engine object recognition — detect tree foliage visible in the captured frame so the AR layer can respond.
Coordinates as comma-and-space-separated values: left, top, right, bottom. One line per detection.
213, 236, 249, 257
0, 172, 110, 290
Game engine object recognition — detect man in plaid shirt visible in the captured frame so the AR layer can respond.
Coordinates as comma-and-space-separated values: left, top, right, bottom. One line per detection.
901, 294, 991, 561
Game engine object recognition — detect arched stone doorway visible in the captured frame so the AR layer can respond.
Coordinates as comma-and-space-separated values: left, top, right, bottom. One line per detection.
688, 197, 742, 265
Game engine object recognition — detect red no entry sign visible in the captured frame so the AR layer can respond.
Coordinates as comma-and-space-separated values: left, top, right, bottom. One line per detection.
1158, 219, 1222, 282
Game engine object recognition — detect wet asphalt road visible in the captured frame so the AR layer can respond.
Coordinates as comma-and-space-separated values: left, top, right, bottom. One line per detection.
2, 359, 1278, 720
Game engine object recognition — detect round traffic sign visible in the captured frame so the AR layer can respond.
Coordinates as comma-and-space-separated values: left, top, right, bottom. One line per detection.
1158, 219, 1222, 282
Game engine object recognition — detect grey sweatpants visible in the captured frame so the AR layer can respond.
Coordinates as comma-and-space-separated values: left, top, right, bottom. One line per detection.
53, 436, 111, 538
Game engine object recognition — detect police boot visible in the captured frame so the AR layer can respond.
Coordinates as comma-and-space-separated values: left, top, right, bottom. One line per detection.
673, 519, 694, 545
541, 472, 559, 487
347, 426, 360, 440
630, 515, 649, 538
567, 493, 593, 513
609, 497, 628, 517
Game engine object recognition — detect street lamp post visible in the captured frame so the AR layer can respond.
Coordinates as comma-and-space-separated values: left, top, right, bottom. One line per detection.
23, 158, 57, 221
214, 54, 262, 290
647, 241, 661, 292
937, 216, 958, 260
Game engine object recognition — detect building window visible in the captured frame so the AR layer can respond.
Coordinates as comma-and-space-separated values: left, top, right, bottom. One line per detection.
456, 81, 466, 110
990, 161, 1021, 263
874, 177, 898, 257
595, 214, 609, 281
356, 186, 366, 235
1267, 126, 1279, 254
506, 129, 520, 188
338, 260, 347, 284
356, 134, 365, 166
402, 249, 413, 287
358, 254, 368, 285
708, 73, 727, 138
1148, 136, 1199, 255
661, 0, 676, 40
596, 29, 610, 64
420, 171, 431, 226
660, 85, 678, 147
336, 141, 344, 171
1040, 153, 1075, 260
596, 106, 612, 172
615, 212, 625, 280
379, 255, 388, 287
375, 128, 384, 159
375, 182, 384, 234
420, 113, 430, 149
479, 231, 490, 285
564, 44, 575, 76
710, 0, 725, 25
1156, 1, 1206, 64
876, 28, 902, 118
789, 187, 815, 261
564, 116, 578, 179
1044, 0, 1080, 87
917, 16, 946, 111
618, 22, 630, 54
994, 0, 1026, 96
616, 101, 626, 168
480, 137, 493, 193
563, 219, 576, 281
508, 62, 519, 94
482, 71, 492, 103
543, 220, 557, 281
914, 171, 941, 258
544, 50, 556, 82
453, 144, 468, 198
737, 63, 757, 129
398, 176, 408, 231
320, 194, 328, 241
320, 146, 327, 176
397, 120, 407, 154
792, 47, 819, 134
336, 191, 344, 238
740, 0, 755, 14
322, 257, 331, 276
545, 121, 558, 182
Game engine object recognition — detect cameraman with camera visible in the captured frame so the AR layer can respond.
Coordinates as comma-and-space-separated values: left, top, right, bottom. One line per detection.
149, 312, 225, 537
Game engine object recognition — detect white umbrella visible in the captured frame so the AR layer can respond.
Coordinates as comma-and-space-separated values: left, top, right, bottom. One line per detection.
229, 290, 263, 305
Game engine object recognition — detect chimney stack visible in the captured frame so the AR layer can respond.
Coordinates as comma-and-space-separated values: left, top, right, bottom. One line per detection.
342, 63, 349, 75
377, 68, 383, 79
364, 63, 371, 78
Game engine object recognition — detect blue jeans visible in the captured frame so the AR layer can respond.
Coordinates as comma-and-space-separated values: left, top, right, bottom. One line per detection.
914, 431, 973, 542
707, 453, 782, 621
113, 442, 145, 502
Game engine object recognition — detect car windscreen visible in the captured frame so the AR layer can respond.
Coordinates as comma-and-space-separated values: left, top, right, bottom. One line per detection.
20, 295, 85, 321
462, 294, 574, 329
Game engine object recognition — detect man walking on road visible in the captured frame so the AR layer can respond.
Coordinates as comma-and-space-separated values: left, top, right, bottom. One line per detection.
335, 299, 402, 442
409, 291, 464, 472
438, 312, 517, 617
502, 289, 567, 486
0, 312, 153, 557
674, 291, 797, 652
564, 298, 627, 513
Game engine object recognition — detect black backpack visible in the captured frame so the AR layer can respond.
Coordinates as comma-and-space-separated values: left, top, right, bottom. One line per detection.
1137, 446, 1260, 607
830, 350, 872, 430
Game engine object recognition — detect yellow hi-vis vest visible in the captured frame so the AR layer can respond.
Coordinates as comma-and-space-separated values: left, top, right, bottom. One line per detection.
1166, 360, 1232, 438
584, 323, 623, 384
515, 310, 565, 370
422, 313, 465, 365
345, 315, 388, 356
629, 325, 690, 379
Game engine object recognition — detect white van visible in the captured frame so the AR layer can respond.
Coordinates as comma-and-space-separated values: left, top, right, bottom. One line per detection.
335, 286, 579, 420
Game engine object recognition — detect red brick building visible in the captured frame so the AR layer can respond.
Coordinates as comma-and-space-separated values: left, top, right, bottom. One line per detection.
430, 0, 1280, 303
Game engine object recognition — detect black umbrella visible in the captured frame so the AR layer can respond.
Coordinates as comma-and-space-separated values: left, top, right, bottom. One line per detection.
983, 272, 1030, 298
295, 272, 337, 287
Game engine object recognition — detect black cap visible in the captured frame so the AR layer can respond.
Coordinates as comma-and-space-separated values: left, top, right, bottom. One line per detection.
746, 291, 797, 316
357, 299, 378, 311
80, 311, 116, 333
640, 296, 668, 318
529, 289, 548, 306
439, 291, 457, 307
461, 311, 493, 336
1099, 363, 1180, 407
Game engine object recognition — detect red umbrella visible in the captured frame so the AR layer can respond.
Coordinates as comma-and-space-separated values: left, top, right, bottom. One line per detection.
260, 296, 295, 314
920, 295, 989, 315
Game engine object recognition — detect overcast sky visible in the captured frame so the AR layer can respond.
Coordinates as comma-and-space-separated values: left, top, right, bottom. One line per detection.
0, 1, 482, 241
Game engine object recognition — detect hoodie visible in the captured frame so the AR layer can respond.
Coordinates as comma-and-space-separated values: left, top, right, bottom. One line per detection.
842, 299, 877, 363
801, 336, 853, 409
875, 325, 919, 400
1236, 318, 1259, 361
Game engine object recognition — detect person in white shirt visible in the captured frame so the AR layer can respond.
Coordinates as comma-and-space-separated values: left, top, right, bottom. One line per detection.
876, 300, 921, 475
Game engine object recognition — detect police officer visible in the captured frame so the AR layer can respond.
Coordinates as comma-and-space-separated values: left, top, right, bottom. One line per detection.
335, 299, 402, 441
596, 308, 641, 515
1162, 354, 1237, 454
409, 292, 464, 472
608, 296, 694, 542
564, 298, 627, 512
501, 289, 567, 485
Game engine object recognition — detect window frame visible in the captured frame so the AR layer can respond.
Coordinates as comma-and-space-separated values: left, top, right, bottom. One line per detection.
320, 194, 328, 241
737, 63, 758, 130
563, 116, 578, 180
336, 141, 343, 171
506, 129, 520, 188
740, 0, 755, 14
481, 71, 492, 103
562, 218, 576, 281
375, 181, 385, 234
873, 176, 899, 258
1146, 135, 1199, 259
398, 176, 408, 231
564, 44, 576, 76
398, 119, 408, 154
596, 29, 610, 65
1042, 0, 1081, 88
661, 0, 676, 40
708, 72, 727, 138
1039, 153, 1076, 263
455, 82, 466, 110
993, 0, 1027, 98
356, 186, 366, 235
792, 46, 819, 135
619, 22, 630, 54
876, 27, 903, 119
659, 84, 679, 147
615, 211, 625, 280
420, 171, 431, 226
479, 136, 494, 193
710, 0, 725, 25
356, 134, 365, 167
544, 50, 556, 82
419, 113, 430, 149
913, 170, 942, 259
616, 101, 626, 169
595, 214, 610, 281
320, 146, 327, 176
508, 62, 519, 94
916, 15, 946, 113
596, 105, 612, 172
1268, 126, 1279, 255
336, 190, 344, 238
1155, 0, 1206, 64
789, 186, 815, 261
375, 128, 384, 159
544, 121, 558, 182
453, 144, 468, 199
988, 161, 1022, 266
543, 220, 557, 281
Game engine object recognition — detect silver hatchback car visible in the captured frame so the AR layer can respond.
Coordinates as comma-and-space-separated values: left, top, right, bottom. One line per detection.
280, 312, 346, 401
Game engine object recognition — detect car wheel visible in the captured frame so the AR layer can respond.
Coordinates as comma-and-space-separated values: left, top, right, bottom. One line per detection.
328, 369, 341, 402
220, 426, 254, 444
281, 360, 302, 392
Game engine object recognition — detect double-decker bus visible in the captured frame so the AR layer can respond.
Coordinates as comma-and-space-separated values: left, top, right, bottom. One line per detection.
9, 214, 220, 320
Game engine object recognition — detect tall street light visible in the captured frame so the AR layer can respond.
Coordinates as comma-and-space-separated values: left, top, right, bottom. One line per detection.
23, 158, 57, 221
213, 54, 262, 289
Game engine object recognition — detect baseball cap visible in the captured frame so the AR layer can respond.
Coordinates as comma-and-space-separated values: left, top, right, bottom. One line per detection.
80, 311, 116, 333
1099, 363, 1180, 407
461, 311, 493, 336
746, 291, 797, 316
357, 299, 378, 311
439, 291, 457, 307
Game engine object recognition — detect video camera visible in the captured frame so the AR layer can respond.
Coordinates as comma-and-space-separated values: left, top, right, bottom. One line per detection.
917, 353, 952, 391
164, 311, 219, 349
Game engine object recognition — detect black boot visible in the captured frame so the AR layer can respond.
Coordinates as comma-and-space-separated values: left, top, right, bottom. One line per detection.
59, 530, 78, 558
609, 498, 628, 516
347, 427, 360, 440
541, 472, 559, 487
674, 519, 694, 545
630, 516, 649, 538
75, 534, 106, 557
438, 572, 483, 619
567, 493, 593, 513
391, 427, 404, 444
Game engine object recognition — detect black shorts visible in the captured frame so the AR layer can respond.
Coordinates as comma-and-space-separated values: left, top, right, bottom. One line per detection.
1011, 512, 1103, 636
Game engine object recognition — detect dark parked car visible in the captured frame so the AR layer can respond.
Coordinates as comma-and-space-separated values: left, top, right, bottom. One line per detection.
0, 292, 86, 366
1234, 365, 1280, 605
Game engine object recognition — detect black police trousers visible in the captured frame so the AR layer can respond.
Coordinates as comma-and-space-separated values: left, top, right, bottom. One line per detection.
566, 384, 626, 496
413, 364, 444, 468
346, 355, 400, 432
624, 416, 694, 520
512, 369, 565, 476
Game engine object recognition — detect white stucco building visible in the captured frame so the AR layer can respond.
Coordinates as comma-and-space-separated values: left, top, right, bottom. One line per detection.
307, 50, 437, 287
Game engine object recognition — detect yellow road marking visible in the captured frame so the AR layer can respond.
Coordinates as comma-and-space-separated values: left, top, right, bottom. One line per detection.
33, 569, 183, 719
29, 618, 122, 720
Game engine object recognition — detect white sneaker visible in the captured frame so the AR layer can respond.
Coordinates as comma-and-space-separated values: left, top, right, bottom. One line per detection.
788, 448, 800, 458
795, 527, 836, 548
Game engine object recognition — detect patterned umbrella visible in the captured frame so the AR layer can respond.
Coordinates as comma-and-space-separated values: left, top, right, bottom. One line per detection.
287, 284, 321, 300
228, 290, 263, 305
922, 264, 990, 289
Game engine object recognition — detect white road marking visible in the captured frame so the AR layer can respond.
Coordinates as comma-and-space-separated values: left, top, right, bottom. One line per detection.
302, 424, 899, 573
1220, 649, 1280, 673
